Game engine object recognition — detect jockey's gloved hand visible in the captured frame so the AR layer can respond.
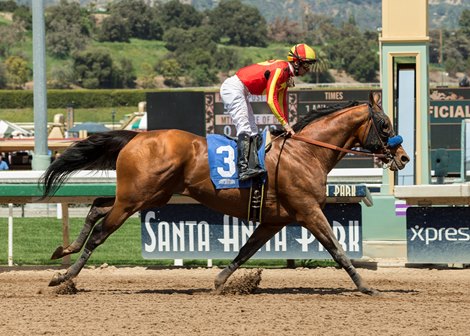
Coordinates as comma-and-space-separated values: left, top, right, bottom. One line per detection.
284, 124, 295, 137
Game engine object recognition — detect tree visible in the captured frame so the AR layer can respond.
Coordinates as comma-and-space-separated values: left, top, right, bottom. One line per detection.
159, 0, 203, 31
108, 0, 162, 40
459, 9, 470, 37
0, 21, 25, 58
138, 63, 159, 89
208, 0, 267, 47
5, 56, 30, 89
429, 30, 441, 64
304, 15, 340, 46
310, 51, 332, 84
162, 26, 219, 86
47, 20, 90, 59
188, 64, 218, 87
0, 0, 17, 12
324, 24, 378, 82
163, 26, 217, 54
155, 59, 184, 87
74, 50, 136, 89
348, 52, 378, 82
113, 58, 136, 88
13, 5, 31, 31
268, 17, 305, 44
72, 48, 126, 89
214, 47, 241, 73
98, 15, 130, 42
175, 48, 218, 86
45, 0, 94, 58
162, 28, 192, 53
48, 62, 75, 89
0, 63, 7, 89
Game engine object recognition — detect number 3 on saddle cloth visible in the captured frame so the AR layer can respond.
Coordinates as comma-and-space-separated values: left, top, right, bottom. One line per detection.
207, 130, 269, 189
207, 130, 269, 222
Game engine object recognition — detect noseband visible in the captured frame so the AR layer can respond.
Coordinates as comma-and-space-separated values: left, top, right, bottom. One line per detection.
362, 104, 403, 162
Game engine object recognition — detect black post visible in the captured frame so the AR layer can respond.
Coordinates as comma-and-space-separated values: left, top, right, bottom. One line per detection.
434, 148, 448, 184
111, 109, 116, 130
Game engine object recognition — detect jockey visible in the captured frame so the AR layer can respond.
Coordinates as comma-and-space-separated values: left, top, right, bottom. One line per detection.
220, 43, 317, 181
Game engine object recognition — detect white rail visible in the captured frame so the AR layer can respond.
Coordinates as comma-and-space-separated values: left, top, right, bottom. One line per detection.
0, 168, 382, 184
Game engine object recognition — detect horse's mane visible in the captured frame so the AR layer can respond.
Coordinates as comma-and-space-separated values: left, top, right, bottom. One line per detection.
291, 100, 360, 132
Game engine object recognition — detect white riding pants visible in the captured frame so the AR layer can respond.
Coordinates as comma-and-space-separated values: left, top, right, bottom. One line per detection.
220, 75, 258, 136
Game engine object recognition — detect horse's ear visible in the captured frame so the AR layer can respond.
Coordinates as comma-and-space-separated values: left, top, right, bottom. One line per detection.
369, 91, 381, 110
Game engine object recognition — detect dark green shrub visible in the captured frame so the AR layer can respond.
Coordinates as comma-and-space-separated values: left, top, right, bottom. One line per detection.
0, 89, 148, 108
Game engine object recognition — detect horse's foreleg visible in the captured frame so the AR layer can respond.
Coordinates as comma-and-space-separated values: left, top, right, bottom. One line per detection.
214, 223, 283, 293
50, 197, 115, 260
49, 204, 131, 286
302, 208, 379, 296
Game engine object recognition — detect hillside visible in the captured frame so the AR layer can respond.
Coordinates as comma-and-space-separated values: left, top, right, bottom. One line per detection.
14, 0, 470, 31
3, 0, 467, 87
234, 0, 470, 31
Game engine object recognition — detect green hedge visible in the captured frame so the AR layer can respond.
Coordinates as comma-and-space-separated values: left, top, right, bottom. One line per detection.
0, 90, 34, 108
0, 89, 151, 109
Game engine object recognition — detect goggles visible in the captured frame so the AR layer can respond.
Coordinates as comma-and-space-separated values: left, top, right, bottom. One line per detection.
300, 60, 315, 70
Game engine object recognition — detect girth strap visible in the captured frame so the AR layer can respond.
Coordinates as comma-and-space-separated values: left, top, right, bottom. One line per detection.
247, 176, 265, 224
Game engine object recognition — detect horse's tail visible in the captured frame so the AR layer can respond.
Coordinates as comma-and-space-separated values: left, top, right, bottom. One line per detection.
40, 130, 138, 198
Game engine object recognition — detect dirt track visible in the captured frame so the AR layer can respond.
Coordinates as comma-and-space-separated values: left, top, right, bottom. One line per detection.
0, 266, 469, 335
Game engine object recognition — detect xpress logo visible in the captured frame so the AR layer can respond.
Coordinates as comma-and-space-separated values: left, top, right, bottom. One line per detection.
410, 225, 470, 245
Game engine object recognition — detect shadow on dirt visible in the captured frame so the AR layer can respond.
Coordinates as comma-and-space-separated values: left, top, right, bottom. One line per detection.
76, 287, 419, 296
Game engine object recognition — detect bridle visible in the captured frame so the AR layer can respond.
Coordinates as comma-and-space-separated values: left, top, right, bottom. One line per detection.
290, 104, 402, 162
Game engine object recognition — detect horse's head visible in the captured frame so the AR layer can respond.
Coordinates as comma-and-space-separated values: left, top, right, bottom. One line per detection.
359, 92, 410, 171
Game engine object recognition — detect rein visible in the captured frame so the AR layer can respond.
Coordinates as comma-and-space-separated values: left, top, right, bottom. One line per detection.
291, 134, 389, 159
280, 103, 400, 161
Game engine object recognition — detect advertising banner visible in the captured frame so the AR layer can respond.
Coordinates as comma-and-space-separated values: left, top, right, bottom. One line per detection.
141, 203, 362, 260
407, 207, 470, 263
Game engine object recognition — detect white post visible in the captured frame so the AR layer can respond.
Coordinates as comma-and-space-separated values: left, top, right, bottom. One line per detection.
207, 259, 213, 267
56, 203, 62, 219
8, 203, 13, 267
174, 259, 183, 266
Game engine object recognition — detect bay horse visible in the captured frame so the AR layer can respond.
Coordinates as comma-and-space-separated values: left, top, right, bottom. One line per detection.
40, 92, 409, 295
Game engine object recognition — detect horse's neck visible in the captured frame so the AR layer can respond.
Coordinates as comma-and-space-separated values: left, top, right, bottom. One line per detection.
299, 106, 369, 171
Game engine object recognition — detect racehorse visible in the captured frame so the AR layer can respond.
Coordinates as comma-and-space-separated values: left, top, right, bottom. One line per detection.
40, 92, 409, 295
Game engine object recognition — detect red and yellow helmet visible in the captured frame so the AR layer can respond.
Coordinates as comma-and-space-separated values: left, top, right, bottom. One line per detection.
287, 43, 316, 63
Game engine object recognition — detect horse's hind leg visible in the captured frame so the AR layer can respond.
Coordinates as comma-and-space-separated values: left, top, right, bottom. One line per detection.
301, 207, 379, 296
50, 197, 115, 260
214, 223, 283, 293
49, 200, 132, 286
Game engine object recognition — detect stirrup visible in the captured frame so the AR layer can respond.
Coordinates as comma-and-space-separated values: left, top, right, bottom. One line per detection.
239, 168, 266, 181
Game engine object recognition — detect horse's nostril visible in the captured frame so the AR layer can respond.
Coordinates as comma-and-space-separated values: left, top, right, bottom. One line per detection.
401, 155, 410, 163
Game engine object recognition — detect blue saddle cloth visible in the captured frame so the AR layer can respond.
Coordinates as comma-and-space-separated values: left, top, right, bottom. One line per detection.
207, 131, 267, 189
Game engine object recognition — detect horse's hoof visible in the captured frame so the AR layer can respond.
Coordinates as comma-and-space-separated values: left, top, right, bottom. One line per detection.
360, 287, 381, 296
370, 289, 382, 297
49, 273, 64, 287
213, 283, 224, 295
50, 246, 65, 260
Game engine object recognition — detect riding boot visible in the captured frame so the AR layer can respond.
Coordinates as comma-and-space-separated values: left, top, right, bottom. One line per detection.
249, 134, 267, 177
237, 133, 252, 181
237, 133, 265, 182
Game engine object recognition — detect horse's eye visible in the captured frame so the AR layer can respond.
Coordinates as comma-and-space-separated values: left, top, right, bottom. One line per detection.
380, 120, 391, 134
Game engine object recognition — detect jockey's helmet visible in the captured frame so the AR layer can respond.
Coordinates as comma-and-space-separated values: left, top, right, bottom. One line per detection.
287, 44, 316, 64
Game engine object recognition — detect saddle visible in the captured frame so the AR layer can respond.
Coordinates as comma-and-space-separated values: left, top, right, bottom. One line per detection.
206, 130, 272, 224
